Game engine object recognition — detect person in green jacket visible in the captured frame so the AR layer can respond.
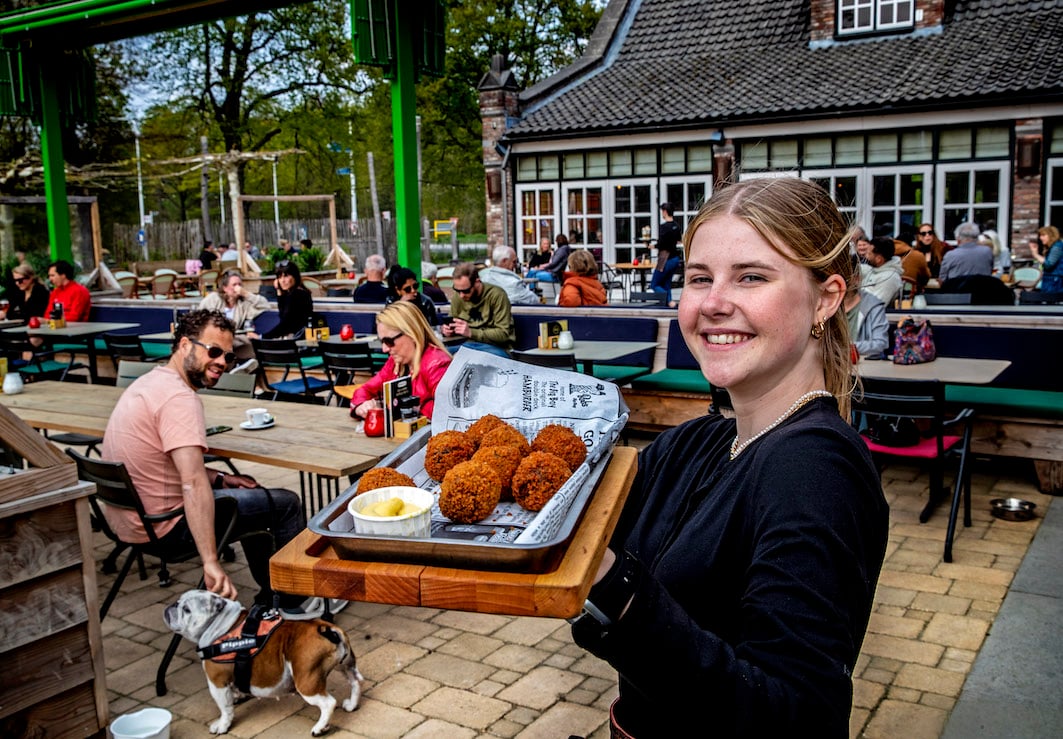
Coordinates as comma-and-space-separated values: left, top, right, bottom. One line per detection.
442, 262, 515, 358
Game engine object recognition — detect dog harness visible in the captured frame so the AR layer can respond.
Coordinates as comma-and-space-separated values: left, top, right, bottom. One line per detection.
198, 605, 283, 693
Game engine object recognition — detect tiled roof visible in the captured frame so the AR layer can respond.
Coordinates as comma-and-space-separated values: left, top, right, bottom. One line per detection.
507, 0, 1063, 140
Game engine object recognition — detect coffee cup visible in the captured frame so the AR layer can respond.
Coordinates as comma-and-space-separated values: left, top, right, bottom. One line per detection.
246, 407, 273, 427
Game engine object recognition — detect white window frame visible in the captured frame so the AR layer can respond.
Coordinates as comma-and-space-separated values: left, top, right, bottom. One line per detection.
1047, 157, 1063, 230
562, 183, 606, 249
804, 165, 932, 236
607, 178, 658, 265
866, 165, 934, 239
838, 0, 914, 36
515, 183, 560, 264
659, 175, 713, 237
934, 161, 1010, 243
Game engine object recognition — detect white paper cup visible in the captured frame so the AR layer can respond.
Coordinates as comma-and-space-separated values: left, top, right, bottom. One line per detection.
348, 486, 433, 538
246, 407, 273, 426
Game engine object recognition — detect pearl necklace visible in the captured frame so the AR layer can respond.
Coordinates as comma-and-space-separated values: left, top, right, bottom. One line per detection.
729, 390, 833, 460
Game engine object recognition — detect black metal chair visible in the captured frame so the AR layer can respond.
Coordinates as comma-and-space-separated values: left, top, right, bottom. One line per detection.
251, 337, 331, 403
102, 332, 171, 371
852, 378, 974, 562
511, 349, 579, 371
65, 449, 240, 695
0, 332, 80, 382
321, 342, 375, 406
923, 292, 972, 305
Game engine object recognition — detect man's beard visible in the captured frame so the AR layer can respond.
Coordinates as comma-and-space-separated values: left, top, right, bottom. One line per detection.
183, 352, 218, 389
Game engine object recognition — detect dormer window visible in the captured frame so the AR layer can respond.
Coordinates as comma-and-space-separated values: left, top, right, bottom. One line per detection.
838, 0, 914, 35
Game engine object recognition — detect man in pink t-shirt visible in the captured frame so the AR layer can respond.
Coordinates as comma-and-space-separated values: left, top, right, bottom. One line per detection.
102, 310, 319, 616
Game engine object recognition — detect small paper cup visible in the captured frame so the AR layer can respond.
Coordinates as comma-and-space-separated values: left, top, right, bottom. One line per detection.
348, 486, 433, 538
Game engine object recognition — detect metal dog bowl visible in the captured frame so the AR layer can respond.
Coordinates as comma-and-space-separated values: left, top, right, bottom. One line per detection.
990, 497, 1037, 522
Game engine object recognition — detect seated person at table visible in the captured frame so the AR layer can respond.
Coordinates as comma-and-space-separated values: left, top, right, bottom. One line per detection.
442, 262, 515, 358
420, 261, 448, 304
939, 221, 993, 283
559, 249, 608, 307
845, 254, 889, 358
385, 265, 439, 325
481, 245, 540, 305
101, 310, 322, 618
198, 241, 217, 270
526, 234, 572, 283
0, 264, 50, 320
46, 260, 91, 321
1032, 225, 1063, 294
349, 301, 452, 421
262, 259, 314, 338
525, 236, 553, 276
857, 237, 903, 306
352, 254, 390, 303
199, 269, 270, 365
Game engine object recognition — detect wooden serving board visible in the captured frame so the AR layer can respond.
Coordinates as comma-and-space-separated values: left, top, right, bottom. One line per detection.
270, 446, 637, 618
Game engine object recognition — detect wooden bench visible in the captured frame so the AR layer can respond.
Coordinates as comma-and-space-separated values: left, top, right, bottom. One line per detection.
622, 320, 712, 431
945, 385, 1063, 493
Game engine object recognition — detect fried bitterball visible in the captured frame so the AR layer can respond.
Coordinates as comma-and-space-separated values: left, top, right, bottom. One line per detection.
424, 430, 474, 481
471, 443, 523, 500
439, 460, 502, 523
511, 451, 571, 512
531, 424, 587, 472
464, 414, 507, 448
480, 424, 531, 456
356, 467, 415, 494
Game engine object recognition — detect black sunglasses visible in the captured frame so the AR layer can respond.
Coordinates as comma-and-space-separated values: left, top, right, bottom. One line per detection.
401, 284, 418, 294
455, 284, 475, 295
13, 276, 30, 283
189, 338, 236, 365
918, 230, 934, 236
380, 332, 405, 348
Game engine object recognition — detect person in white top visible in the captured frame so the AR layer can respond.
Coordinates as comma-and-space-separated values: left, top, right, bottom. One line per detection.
480, 245, 541, 305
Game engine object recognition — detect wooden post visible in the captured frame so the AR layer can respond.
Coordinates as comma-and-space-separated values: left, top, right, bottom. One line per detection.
90, 200, 102, 270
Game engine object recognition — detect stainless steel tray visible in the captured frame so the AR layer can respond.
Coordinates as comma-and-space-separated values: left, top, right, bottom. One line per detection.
308, 426, 615, 573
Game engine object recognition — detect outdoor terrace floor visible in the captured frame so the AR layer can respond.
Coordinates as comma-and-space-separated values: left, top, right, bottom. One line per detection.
95, 449, 1055, 738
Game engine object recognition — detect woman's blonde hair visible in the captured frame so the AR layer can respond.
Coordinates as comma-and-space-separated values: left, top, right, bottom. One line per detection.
376, 301, 447, 380
684, 178, 856, 416
1039, 225, 1060, 244
12, 263, 36, 281
566, 249, 598, 276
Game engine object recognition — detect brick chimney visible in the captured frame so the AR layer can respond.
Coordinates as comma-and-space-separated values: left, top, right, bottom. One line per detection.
810, 0, 946, 43
479, 54, 520, 251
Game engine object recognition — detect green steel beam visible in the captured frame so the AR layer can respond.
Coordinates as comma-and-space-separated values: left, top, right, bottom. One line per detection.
390, 8, 420, 279
38, 63, 72, 262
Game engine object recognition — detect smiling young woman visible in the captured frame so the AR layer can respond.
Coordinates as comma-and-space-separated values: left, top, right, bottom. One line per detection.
573, 178, 889, 737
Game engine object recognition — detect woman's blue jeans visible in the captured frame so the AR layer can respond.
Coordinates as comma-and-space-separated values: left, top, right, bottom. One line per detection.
650, 257, 682, 298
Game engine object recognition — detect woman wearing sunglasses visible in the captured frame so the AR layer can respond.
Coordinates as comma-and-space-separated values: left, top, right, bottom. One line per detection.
349, 301, 451, 421
262, 260, 314, 339
385, 266, 440, 326
0, 264, 50, 320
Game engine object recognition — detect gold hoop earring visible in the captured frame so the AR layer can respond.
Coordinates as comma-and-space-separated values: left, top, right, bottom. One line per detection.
811, 320, 825, 340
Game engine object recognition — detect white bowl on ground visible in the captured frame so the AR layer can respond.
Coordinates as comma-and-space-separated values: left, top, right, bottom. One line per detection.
348, 486, 433, 538
110, 707, 172, 739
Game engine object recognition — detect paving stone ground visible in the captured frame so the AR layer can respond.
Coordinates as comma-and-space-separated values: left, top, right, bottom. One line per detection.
96, 450, 1050, 738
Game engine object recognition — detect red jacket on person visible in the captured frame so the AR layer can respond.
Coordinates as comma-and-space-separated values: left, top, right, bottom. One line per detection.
47, 281, 92, 321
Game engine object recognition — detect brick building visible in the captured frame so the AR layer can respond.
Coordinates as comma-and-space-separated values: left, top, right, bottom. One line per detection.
480, 0, 1063, 266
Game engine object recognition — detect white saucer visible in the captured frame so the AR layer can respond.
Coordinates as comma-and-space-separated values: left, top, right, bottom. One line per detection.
240, 419, 275, 430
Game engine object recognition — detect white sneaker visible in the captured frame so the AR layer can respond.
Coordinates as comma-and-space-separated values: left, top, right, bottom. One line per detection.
230, 358, 258, 374
280, 596, 326, 620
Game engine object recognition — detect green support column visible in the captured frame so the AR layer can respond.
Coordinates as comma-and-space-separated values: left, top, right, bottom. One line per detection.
38, 65, 73, 263
390, 10, 421, 279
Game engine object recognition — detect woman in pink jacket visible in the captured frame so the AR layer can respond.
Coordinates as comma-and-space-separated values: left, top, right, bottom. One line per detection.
350, 301, 452, 420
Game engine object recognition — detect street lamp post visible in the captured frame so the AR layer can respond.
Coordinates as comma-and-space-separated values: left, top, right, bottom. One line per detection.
134, 123, 147, 259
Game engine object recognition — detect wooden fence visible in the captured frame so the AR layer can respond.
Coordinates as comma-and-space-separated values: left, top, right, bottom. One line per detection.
110, 218, 397, 269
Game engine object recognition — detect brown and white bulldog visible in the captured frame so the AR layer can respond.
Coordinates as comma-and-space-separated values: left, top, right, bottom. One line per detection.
164, 590, 363, 735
